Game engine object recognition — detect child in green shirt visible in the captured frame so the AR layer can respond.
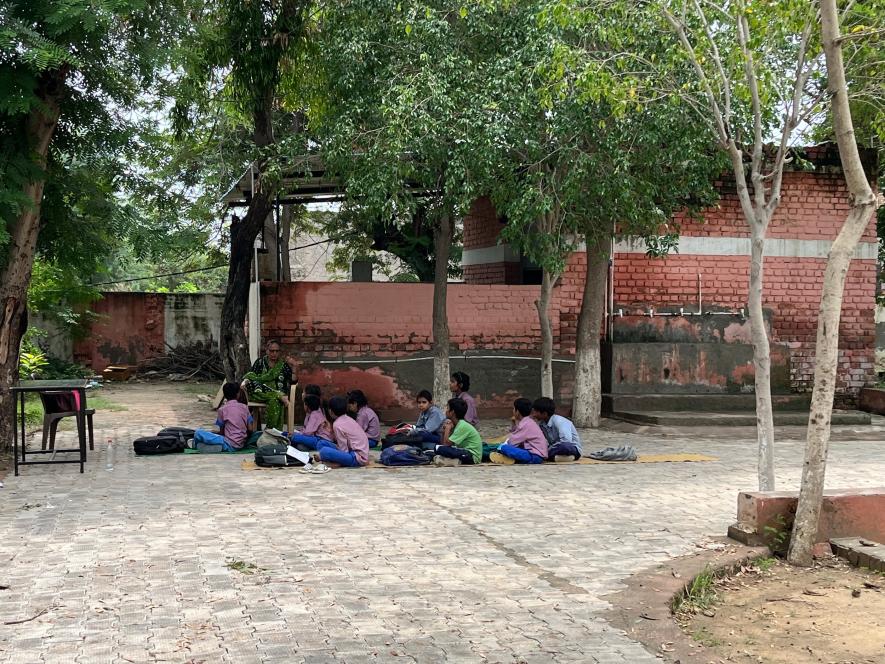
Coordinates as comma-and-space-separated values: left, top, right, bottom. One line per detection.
433, 398, 483, 466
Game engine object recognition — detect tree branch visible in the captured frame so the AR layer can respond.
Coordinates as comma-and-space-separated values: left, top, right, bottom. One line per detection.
735, 0, 765, 214
661, 6, 731, 147
766, 15, 816, 216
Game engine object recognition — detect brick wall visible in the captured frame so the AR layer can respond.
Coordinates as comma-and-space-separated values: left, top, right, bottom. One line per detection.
461, 150, 880, 397
463, 196, 504, 249
260, 281, 572, 418
463, 262, 522, 284
261, 282, 550, 355
74, 292, 224, 372
74, 293, 166, 370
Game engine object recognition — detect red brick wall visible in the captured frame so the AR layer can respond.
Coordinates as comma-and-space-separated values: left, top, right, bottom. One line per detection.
74, 293, 166, 371
462, 155, 879, 396
674, 171, 877, 242
607, 254, 877, 392
463, 262, 522, 284
261, 281, 567, 417
463, 196, 504, 249
261, 282, 550, 355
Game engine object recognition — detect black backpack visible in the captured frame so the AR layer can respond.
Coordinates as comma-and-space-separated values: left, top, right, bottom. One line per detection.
381, 432, 424, 449
156, 427, 196, 446
254, 442, 308, 467
379, 444, 431, 466
134, 436, 185, 455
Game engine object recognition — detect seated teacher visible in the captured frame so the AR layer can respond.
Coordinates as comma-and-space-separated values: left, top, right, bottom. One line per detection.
241, 339, 296, 430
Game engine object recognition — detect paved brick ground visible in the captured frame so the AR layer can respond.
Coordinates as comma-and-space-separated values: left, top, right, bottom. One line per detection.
1, 384, 884, 663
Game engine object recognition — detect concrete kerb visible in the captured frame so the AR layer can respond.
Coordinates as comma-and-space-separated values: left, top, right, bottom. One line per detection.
602, 536, 769, 664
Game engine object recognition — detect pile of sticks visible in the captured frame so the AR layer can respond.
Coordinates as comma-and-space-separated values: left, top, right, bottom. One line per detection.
139, 341, 225, 380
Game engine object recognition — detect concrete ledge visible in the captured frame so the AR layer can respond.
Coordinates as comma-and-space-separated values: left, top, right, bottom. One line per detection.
858, 387, 885, 415
830, 537, 885, 572
729, 488, 885, 548
611, 409, 870, 427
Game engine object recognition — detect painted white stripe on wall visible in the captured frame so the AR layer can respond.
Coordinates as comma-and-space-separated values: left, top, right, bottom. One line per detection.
461, 244, 520, 266
462, 238, 877, 264
613, 236, 878, 260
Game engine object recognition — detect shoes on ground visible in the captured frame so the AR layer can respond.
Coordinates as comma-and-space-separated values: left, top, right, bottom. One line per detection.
489, 451, 515, 465
554, 454, 578, 463
433, 455, 460, 467
300, 462, 330, 474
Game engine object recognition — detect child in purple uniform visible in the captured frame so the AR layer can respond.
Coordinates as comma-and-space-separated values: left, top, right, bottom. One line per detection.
450, 372, 479, 427
490, 397, 548, 464
311, 396, 369, 467
347, 389, 380, 448
289, 394, 333, 449
194, 383, 254, 452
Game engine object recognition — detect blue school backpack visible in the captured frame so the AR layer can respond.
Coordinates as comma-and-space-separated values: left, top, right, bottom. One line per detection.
379, 444, 431, 466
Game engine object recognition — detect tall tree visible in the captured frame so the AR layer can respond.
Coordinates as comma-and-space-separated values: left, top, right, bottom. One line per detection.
318, 0, 494, 405
0, 0, 184, 450
174, 0, 312, 380
659, 0, 824, 490
788, 0, 881, 566
492, 1, 722, 418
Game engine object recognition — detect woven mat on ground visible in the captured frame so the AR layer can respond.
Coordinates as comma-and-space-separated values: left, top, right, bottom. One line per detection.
240, 452, 716, 471
184, 446, 256, 455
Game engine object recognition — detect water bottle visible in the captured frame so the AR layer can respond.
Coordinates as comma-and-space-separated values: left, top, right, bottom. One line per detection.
106, 438, 114, 471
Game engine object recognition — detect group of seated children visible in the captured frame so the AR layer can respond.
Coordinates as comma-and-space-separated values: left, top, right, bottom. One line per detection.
202, 370, 582, 468
287, 372, 484, 468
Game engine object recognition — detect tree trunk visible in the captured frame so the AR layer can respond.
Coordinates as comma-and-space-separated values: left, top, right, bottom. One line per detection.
257, 210, 278, 281
748, 221, 776, 491
220, 196, 274, 381
431, 213, 452, 406
0, 71, 65, 453
219, 89, 276, 381
536, 269, 556, 398
280, 204, 293, 281
572, 236, 611, 428
787, 0, 879, 566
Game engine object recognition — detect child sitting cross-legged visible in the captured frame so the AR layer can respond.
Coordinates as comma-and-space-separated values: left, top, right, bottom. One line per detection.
193, 382, 254, 453
490, 397, 548, 465
531, 397, 582, 462
347, 389, 381, 448
414, 389, 445, 444
308, 396, 369, 468
432, 397, 483, 467
288, 394, 333, 450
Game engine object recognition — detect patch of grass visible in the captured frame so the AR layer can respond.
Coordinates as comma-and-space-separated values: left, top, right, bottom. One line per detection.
226, 559, 262, 575
691, 626, 722, 647
180, 383, 218, 395
673, 566, 717, 615
20, 393, 126, 430
87, 396, 127, 412
753, 556, 778, 572
762, 514, 791, 554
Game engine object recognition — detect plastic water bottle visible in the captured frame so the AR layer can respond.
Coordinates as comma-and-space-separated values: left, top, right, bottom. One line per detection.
106, 438, 114, 471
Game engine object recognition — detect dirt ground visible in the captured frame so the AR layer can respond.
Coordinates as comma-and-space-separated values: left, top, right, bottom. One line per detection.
680, 556, 885, 664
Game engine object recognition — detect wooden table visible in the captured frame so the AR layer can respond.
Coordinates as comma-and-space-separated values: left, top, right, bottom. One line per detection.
12, 380, 89, 476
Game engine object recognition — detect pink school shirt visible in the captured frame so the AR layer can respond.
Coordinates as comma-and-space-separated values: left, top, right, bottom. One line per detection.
216, 400, 252, 449
508, 416, 548, 459
455, 391, 479, 427
302, 409, 332, 440
355, 406, 380, 440
332, 415, 370, 465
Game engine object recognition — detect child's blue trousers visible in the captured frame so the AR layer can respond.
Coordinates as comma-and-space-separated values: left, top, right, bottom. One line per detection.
498, 444, 544, 464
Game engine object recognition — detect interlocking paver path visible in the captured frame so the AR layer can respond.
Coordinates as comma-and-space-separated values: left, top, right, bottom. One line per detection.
2, 383, 884, 663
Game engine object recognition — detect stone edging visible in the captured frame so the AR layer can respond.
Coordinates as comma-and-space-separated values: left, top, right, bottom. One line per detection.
602, 537, 769, 663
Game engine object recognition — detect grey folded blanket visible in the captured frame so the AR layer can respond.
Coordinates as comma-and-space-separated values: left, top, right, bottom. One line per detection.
587, 445, 638, 461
